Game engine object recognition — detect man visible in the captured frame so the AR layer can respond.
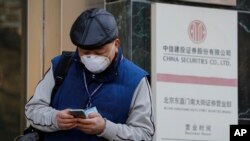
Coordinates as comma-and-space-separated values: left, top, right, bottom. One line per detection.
25, 8, 154, 141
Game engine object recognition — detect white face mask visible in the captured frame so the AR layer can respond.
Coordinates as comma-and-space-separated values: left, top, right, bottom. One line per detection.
80, 45, 115, 73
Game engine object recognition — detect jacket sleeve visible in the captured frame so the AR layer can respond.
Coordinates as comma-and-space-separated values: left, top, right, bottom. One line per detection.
98, 77, 155, 141
25, 63, 60, 132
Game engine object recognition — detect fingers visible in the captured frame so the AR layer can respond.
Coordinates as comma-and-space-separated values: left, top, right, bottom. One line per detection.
57, 109, 74, 119
76, 113, 100, 125
55, 109, 105, 134
59, 122, 77, 130
57, 117, 77, 124
76, 124, 96, 134
56, 109, 77, 130
87, 112, 99, 118
76, 113, 106, 135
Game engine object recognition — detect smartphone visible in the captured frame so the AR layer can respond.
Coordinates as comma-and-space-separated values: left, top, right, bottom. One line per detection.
69, 109, 86, 118
69, 107, 98, 118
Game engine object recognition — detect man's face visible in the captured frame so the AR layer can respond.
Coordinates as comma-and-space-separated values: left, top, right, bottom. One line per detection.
78, 38, 120, 61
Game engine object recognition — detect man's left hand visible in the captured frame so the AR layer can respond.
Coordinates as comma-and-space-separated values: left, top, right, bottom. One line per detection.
76, 112, 106, 135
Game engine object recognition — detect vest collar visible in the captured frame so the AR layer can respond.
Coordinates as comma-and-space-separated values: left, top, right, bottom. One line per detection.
73, 47, 123, 83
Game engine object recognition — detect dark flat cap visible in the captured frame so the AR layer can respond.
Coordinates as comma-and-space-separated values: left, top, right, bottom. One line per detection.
70, 8, 118, 50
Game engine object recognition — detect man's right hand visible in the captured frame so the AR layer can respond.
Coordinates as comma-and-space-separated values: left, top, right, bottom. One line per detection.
56, 109, 77, 130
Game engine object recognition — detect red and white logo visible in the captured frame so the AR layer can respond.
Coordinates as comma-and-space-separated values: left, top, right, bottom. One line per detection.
188, 20, 207, 44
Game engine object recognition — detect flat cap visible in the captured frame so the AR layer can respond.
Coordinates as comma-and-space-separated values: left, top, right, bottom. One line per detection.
70, 8, 118, 50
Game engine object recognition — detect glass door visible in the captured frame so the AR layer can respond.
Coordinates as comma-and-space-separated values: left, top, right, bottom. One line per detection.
0, 0, 26, 140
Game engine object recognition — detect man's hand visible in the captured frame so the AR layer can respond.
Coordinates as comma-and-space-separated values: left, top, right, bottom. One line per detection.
56, 109, 77, 130
76, 112, 106, 135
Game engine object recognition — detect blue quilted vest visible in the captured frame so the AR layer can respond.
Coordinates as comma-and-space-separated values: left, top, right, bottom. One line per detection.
44, 49, 148, 141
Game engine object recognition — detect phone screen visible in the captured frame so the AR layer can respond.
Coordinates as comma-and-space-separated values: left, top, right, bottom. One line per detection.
69, 109, 86, 118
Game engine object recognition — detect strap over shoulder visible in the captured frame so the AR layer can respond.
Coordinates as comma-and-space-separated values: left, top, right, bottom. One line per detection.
50, 51, 74, 106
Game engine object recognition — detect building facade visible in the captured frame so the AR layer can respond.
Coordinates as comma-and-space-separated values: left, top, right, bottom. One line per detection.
0, 0, 249, 140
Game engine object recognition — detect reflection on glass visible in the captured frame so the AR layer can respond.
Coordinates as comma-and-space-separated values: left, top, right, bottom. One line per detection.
238, 12, 250, 122
0, 0, 25, 140
106, 1, 151, 75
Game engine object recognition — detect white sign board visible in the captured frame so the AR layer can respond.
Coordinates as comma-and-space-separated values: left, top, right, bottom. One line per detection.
151, 3, 237, 141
